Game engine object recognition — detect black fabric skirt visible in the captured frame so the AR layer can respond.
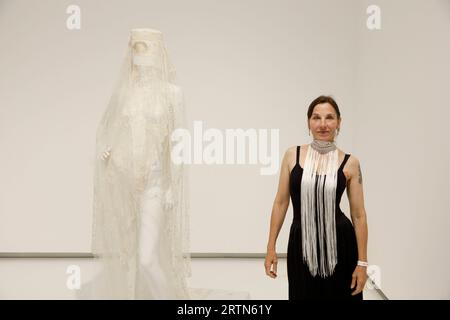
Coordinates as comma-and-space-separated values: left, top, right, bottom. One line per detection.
287, 213, 363, 300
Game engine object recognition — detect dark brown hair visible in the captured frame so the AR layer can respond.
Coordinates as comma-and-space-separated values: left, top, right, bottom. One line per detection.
307, 95, 341, 120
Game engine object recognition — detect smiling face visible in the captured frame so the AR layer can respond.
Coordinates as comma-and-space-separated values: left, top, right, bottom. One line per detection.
308, 102, 341, 142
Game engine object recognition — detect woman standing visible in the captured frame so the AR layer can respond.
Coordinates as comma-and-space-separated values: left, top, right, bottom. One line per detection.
265, 95, 368, 300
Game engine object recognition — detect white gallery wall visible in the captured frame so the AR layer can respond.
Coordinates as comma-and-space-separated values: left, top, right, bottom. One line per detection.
352, 0, 450, 299
0, 0, 449, 299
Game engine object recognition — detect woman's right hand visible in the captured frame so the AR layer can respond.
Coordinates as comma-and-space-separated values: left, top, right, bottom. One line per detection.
264, 249, 278, 278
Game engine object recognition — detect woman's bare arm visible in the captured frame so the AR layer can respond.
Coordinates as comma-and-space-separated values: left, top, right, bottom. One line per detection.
346, 155, 369, 294
346, 155, 368, 262
266, 147, 294, 251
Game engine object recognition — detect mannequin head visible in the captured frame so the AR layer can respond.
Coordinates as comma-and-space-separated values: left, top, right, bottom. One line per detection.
128, 28, 176, 82
307, 95, 341, 142
130, 29, 165, 76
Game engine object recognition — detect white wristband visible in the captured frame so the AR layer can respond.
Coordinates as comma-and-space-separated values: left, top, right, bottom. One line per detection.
357, 260, 369, 267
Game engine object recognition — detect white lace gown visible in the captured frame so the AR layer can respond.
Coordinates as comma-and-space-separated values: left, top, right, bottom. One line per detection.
82, 29, 190, 300
135, 160, 180, 299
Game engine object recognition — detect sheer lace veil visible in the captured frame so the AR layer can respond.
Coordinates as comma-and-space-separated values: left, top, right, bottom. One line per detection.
88, 28, 191, 299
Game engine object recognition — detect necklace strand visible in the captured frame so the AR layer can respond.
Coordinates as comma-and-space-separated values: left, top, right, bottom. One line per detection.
310, 139, 337, 154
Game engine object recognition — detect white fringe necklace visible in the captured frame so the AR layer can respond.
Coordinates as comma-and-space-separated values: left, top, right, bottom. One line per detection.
300, 139, 339, 278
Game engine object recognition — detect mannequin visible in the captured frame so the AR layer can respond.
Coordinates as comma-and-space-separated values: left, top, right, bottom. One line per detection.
87, 28, 191, 299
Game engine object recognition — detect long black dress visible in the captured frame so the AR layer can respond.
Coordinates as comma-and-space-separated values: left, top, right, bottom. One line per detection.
287, 145, 363, 300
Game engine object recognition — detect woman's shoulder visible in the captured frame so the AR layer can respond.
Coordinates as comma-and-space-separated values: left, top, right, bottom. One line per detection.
284, 145, 298, 158
345, 153, 362, 177
343, 151, 360, 164
283, 145, 302, 164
